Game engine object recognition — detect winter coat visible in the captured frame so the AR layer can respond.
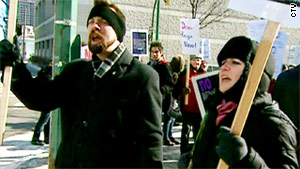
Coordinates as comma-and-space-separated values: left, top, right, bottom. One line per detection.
148, 59, 174, 114
192, 92, 299, 168
174, 66, 205, 114
11, 49, 163, 168
273, 65, 300, 128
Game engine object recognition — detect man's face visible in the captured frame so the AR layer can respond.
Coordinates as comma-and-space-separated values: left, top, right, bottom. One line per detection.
150, 46, 163, 61
191, 58, 202, 70
87, 16, 117, 54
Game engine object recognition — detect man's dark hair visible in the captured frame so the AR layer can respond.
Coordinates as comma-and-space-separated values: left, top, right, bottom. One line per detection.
150, 41, 164, 52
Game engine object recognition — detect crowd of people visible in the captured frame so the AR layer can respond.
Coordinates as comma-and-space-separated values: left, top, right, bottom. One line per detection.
0, 0, 298, 168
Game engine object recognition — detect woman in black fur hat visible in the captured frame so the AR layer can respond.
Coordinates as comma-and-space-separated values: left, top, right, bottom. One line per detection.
187, 36, 299, 168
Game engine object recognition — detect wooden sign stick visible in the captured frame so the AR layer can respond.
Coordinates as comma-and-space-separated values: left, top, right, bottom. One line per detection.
0, 0, 19, 145
185, 55, 190, 105
217, 20, 280, 169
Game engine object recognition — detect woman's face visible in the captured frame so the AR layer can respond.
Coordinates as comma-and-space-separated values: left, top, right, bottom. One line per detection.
219, 58, 245, 93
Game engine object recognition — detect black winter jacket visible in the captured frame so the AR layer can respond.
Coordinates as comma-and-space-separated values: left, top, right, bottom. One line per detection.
11, 49, 163, 168
148, 60, 174, 114
192, 92, 299, 168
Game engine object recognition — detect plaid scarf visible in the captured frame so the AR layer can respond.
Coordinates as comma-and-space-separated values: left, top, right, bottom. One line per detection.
92, 43, 126, 78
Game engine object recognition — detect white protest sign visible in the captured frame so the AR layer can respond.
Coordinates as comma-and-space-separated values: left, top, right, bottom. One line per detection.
248, 20, 289, 79
229, 0, 300, 28
200, 39, 211, 60
180, 18, 200, 54
272, 31, 289, 78
288, 42, 300, 65
81, 45, 92, 60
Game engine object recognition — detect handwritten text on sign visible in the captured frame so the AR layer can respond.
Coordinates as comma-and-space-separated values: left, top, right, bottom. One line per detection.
180, 18, 200, 54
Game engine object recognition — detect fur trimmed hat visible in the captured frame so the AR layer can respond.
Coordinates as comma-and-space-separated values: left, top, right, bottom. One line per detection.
217, 36, 275, 102
87, 3, 126, 42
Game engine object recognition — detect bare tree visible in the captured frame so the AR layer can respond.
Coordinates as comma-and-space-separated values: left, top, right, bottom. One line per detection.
190, 0, 231, 29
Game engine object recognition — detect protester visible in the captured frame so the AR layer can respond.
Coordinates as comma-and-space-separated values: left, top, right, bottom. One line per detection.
147, 41, 176, 146
173, 54, 206, 154
0, 1, 163, 168
169, 55, 185, 83
166, 54, 185, 144
189, 36, 299, 168
31, 64, 52, 146
273, 64, 300, 128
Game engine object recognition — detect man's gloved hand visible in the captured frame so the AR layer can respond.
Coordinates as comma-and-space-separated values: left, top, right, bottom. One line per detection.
216, 126, 248, 166
182, 87, 191, 95
0, 36, 21, 70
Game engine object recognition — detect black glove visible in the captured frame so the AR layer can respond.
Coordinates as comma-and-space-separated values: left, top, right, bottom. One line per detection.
182, 87, 191, 95
216, 126, 248, 166
0, 36, 21, 71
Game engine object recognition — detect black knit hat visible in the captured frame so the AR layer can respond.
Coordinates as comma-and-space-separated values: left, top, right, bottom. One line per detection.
87, 4, 126, 42
217, 36, 275, 102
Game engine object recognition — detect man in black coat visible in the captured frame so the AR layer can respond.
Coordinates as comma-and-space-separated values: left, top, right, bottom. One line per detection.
273, 64, 300, 128
0, 1, 163, 168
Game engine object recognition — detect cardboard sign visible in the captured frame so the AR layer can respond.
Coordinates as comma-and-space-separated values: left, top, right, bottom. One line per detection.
229, 0, 300, 28
192, 71, 219, 118
131, 29, 148, 56
180, 18, 200, 54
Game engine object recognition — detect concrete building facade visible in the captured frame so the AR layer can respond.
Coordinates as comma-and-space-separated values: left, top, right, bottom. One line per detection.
34, 0, 55, 61
17, 0, 36, 62
18, 0, 35, 26
34, 0, 300, 66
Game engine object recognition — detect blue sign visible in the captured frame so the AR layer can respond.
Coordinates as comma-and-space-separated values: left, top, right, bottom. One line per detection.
131, 30, 148, 56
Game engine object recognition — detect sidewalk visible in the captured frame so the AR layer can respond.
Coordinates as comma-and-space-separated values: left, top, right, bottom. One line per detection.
0, 132, 49, 169
0, 129, 181, 169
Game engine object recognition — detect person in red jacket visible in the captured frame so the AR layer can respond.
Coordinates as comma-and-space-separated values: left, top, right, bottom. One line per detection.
173, 54, 206, 154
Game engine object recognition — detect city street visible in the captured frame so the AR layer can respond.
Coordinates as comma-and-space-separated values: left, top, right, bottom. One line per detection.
0, 83, 181, 169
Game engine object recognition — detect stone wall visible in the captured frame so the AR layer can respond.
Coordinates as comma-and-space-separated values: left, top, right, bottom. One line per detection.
77, 0, 300, 65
